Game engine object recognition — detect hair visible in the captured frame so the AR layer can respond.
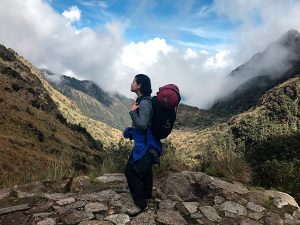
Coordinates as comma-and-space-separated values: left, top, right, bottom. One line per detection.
135, 74, 152, 96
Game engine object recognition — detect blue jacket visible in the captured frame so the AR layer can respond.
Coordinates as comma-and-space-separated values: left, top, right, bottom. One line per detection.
123, 127, 162, 162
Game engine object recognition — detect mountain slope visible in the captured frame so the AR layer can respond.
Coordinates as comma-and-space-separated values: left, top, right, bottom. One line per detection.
42, 70, 133, 130
170, 75, 300, 201
211, 29, 300, 115
16, 65, 122, 149
0, 45, 106, 187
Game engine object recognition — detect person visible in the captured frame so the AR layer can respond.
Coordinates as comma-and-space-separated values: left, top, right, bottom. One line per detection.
124, 74, 162, 216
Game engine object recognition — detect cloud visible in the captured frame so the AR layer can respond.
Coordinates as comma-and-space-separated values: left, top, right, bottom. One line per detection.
213, 0, 300, 64
121, 38, 174, 71
62, 6, 81, 22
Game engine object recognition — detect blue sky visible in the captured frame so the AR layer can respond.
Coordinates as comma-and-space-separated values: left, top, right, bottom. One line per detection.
1, 0, 300, 108
48, 0, 236, 51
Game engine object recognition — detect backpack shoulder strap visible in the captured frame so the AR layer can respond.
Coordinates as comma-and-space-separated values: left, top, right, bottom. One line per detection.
137, 96, 152, 104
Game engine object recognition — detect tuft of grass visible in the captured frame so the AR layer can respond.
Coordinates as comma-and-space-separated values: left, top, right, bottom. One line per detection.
200, 150, 252, 183
93, 139, 132, 175
0, 154, 75, 188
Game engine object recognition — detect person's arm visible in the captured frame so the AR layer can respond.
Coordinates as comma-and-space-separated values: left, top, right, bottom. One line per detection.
129, 100, 152, 130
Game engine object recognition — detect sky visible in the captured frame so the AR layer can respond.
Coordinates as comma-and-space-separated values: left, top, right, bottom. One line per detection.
1, 0, 300, 108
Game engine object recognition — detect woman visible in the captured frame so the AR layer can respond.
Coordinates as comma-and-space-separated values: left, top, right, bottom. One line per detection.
124, 74, 162, 216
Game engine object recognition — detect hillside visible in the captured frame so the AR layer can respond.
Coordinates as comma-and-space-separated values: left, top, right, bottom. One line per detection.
175, 103, 229, 130
170, 76, 300, 201
211, 29, 300, 116
0, 45, 106, 187
42, 70, 133, 130
14, 60, 122, 149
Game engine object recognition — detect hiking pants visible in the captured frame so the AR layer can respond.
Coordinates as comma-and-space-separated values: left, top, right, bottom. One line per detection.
125, 154, 153, 210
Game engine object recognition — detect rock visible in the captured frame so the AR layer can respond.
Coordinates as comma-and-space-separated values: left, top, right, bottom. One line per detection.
0, 189, 11, 200
95, 173, 126, 184
95, 190, 118, 202
129, 210, 156, 225
159, 173, 193, 201
77, 190, 117, 202
79, 221, 113, 225
209, 178, 249, 195
264, 190, 299, 209
182, 202, 199, 214
56, 197, 76, 206
284, 213, 300, 225
220, 201, 247, 217
246, 202, 265, 213
85, 202, 108, 212
248, 212, 264, 220
71, 176, 91, 192
214, 196, 225, 205
61, 211, 94, 224
156, 209, 187, 225
166, 195, 183, 202
37, 218, 56, 225
109, 193, 135, 213
220, 217, 239, 225
175, 202, 198, 215
293, 209, 300, 219
264, 212, 283, 225
1, 211, 29, 225
52, 179, 71, 193
190, 212, 204, 219
0, 204, 30, 215
27, 201, 54, 214
193, 172, 216, 185
239, 218, 262, 225
44, 193, 69, 201
14, 190, 36, 198
199, 206, 221, 222
32, 212, 53, 219
65, 200, 87, 210
159, 199, 177, 210
104, 213, 130, 225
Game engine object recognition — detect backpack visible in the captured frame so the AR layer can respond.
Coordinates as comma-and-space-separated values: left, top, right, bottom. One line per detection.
151, 84, 181, 139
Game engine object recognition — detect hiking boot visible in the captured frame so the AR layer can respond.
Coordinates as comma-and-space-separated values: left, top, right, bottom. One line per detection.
126, 205, 148, 216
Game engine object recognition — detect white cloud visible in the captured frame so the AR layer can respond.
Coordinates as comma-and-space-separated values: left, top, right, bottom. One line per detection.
213, 0, 300, 65
121, 38, 174, 71
62, 6, 81, 22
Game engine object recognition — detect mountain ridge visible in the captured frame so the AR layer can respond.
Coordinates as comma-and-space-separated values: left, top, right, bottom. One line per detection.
42, 69, 133, 130
211, 29, 300, 115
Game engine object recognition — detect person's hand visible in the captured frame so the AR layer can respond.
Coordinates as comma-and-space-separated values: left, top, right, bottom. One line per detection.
131, 103, 139, 111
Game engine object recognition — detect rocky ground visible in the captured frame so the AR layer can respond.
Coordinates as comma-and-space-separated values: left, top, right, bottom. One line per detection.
0, 172, 299, 225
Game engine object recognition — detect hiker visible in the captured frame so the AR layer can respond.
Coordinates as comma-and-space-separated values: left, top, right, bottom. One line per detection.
124, 74, 162, 216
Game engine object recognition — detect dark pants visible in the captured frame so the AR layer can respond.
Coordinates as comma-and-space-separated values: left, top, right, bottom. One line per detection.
125, 152, 153, 210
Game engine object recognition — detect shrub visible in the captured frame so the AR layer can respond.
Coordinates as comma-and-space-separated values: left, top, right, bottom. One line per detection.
154, 140, 185, 176
255, 159, 300, 202
96, 139, 132, 175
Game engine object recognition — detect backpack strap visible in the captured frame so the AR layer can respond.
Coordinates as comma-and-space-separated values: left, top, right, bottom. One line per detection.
137, 96, 152, 104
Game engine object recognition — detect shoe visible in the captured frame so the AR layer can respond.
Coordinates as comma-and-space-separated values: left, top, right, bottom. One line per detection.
126, 205, 148, 216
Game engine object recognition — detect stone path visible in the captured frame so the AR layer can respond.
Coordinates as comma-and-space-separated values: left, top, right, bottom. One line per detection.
0, 172, 299, 225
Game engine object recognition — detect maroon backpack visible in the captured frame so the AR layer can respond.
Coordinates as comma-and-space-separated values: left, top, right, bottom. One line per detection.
156, 84, 181, 109
151, 84, 181, 139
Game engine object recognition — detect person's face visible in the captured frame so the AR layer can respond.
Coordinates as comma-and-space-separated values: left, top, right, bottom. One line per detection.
131, 79, 141, 93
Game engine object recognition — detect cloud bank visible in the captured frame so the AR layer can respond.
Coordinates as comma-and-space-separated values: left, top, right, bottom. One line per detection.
1, 0, 300, 108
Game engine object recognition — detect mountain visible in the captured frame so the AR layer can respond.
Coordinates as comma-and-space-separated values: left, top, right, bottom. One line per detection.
211, 29, 300, 116
170, 75, 300, 201
42, 69, 133, 130
0, 44, 108, 187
